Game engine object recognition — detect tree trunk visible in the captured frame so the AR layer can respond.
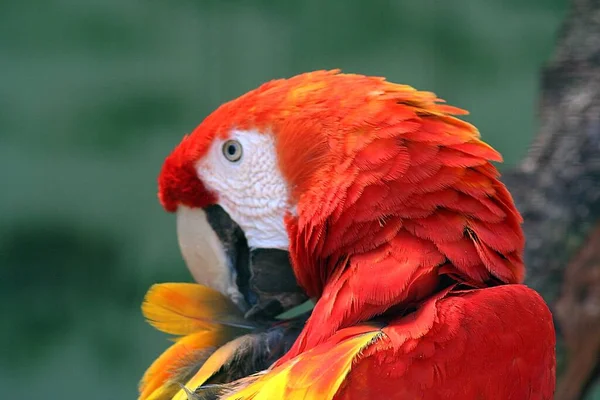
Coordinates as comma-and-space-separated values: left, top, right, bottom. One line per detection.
502, 0, 600, 398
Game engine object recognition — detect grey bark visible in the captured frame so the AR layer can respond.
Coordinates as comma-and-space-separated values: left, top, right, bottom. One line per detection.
502, 0, 600, 398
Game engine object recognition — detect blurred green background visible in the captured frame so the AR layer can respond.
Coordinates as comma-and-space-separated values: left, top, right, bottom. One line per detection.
0, 1, 567, 398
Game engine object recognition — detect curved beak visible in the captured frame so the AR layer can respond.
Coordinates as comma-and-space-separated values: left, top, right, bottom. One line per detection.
176, 205, 307, 322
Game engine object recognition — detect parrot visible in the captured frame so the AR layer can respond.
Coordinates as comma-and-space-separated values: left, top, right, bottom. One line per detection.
147, 69, 556, 399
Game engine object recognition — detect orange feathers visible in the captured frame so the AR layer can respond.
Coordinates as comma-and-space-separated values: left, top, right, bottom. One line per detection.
171, 335, 253, 400
140, 330, 226, 400
139, 283, 252, 400
223, 326, 382, 400
142, 283, 251, 335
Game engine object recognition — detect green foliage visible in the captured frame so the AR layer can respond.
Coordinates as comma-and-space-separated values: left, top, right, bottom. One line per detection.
0, 0, 566, 398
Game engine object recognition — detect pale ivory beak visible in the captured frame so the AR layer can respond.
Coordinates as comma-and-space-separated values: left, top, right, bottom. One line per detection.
176, 205, 246, 309
176, 204, 308, 321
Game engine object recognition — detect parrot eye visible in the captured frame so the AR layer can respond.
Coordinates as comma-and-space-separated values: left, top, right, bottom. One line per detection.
222, 140, 243, 162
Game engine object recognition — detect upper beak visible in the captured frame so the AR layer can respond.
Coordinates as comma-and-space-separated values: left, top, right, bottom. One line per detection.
177, 204, 308, 322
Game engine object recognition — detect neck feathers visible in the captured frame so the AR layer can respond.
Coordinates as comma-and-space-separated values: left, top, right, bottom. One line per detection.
283, 108, 524, 358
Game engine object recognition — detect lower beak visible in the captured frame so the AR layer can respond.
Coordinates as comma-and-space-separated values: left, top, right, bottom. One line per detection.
178, 204, 307, 322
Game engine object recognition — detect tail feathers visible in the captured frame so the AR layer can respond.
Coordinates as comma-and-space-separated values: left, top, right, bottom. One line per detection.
142, 283, 254, 336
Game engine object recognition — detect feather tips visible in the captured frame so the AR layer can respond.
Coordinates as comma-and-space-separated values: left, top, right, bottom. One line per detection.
139, 331, 224, 400
139, 283, 252, 400
172, 335, 251, 400
222, 327, 381, 400
142, 283, 253, 334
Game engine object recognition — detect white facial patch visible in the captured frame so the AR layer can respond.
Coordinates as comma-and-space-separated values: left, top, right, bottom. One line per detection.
196, 129, 290, 250
176, 205, 246, 308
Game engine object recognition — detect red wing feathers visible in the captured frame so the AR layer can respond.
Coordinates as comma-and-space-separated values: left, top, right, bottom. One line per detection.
336, 285, 555, 400
224, 285, 554, 400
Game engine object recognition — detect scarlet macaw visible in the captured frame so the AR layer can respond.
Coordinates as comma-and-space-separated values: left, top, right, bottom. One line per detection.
144, 70, 556, 399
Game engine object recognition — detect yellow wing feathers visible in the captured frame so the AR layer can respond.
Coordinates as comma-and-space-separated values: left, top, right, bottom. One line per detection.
139, 283, 252, 400
142, 283, 251, 335
223, 327, 381, 400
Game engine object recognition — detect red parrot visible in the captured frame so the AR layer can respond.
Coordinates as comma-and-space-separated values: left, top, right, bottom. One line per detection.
153, 70, 556, 399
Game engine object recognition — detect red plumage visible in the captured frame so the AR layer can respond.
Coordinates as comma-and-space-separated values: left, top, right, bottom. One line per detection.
336, 285, 555, 400
158, 70, 555, 399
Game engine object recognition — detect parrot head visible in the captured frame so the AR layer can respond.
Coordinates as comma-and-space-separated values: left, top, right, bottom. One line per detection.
157, 74, 318, 319
158, 70, 525, 323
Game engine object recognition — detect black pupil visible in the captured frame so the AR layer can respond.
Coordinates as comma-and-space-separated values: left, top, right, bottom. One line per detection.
227, 144, 237, 156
